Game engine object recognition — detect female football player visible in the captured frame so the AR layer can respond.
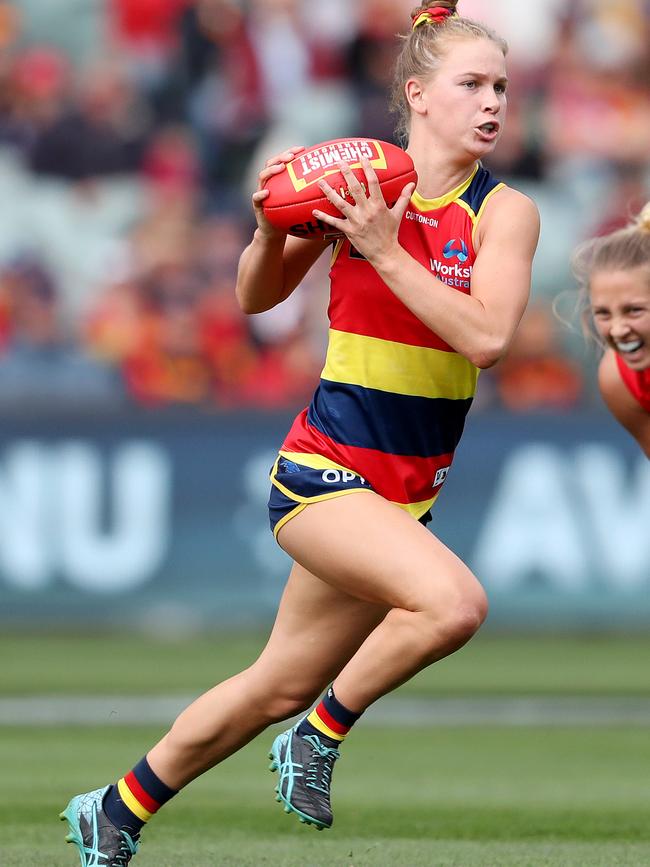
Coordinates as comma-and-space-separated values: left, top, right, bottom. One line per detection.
573, 203, 650, 456
61, 3, 539, 863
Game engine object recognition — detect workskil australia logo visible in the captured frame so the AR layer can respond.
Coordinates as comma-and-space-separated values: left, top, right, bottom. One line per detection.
431, 238, 472, 288
443, 238, 469, 262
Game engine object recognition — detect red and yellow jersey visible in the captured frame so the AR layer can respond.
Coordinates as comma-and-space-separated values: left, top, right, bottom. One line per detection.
281, 163, 506, 519
616, 354, 650, 412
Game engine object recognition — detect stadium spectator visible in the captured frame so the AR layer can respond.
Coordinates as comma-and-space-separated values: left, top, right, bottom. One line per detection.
582, 161, 650, 240
542, 0, 650, 173
183, 0, 269, 207
0, 254, 123, 407
28, 58, 152, 181
0, 45, 71, 158
0, 0, 649, 414
489, 302, 584, 412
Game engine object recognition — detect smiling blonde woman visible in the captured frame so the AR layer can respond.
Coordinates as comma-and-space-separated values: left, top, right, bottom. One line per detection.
573, 202, 650, 457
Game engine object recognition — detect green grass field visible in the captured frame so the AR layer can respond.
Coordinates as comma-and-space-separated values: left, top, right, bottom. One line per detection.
2, 632, 650, 866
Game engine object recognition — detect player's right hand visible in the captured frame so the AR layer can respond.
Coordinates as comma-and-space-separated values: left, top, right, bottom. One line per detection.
252, 147, 305, 240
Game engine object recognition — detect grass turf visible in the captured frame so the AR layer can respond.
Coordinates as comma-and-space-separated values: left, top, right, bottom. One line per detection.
2, 633, 650, 865
3, 631, 650, 696
2, 725, 650, 866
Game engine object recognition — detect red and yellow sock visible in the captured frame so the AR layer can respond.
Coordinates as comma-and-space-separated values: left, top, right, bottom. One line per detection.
297, 686, 362, 743
103, 756, 177, 833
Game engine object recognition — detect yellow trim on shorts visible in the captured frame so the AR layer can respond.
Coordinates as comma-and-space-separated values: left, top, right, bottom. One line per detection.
273, 501, 308, 538
395, 494, 439, 520
270, 456, 375, 539
273, 454, 440, 522
270, 455, 439, 536
278, 451, 363, 474
270, 456, 373, 504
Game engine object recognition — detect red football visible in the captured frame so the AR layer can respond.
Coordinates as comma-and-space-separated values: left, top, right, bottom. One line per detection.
262, 138, 417, 240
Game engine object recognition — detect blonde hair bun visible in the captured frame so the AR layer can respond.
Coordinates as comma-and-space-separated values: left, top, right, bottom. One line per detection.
635, 201, 650, 234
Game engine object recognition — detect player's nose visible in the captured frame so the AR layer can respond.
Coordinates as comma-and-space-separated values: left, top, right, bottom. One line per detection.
609, 317, 632, 338
482, 90, 500, 113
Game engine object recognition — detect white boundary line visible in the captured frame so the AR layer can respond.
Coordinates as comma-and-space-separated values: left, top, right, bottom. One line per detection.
2, 695, 650, 726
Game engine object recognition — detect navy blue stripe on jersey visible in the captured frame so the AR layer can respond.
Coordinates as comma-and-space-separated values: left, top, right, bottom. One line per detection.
307, 380, 472, 458
460, 165, 501, 214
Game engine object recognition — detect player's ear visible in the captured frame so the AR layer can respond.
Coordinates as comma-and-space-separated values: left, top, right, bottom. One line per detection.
405, 78, 427, 116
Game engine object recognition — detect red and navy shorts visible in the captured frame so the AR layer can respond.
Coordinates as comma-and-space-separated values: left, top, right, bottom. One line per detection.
268, 453, 432, 539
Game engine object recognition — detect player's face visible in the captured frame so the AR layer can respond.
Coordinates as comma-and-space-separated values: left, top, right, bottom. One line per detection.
590, 266, 650, 370
422, 38, 508, 159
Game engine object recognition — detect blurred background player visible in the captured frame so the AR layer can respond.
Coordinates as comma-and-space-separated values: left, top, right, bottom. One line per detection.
572, 202, 650, 456
60, 2, 539, 863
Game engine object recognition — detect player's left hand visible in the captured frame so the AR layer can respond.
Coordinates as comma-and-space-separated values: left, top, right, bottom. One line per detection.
313, 158, 415, 263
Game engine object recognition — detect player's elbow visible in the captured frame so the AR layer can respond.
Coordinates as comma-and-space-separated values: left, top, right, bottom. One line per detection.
237, 295, 265, 315
235, 286, 273, 315
467, 336, 508, 370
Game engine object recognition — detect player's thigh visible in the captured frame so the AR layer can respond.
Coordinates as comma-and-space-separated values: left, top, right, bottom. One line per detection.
251, 559, 389, 699
277, 491, 486, 615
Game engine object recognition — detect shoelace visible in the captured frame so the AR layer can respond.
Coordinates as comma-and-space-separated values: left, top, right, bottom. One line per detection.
112, 830, 139, 866
302, 735, 340, 795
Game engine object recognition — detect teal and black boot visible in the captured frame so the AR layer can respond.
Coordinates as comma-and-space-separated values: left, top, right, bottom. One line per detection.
269, 725, 340, 829
60, 786, 139, 866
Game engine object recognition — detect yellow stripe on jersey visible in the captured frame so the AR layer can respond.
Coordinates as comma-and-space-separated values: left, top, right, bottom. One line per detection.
411, 164, 479, 212
321, 329, 479, 400
117, 778, 153, 823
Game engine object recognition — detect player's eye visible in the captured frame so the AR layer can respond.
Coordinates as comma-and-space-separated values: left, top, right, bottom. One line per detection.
462, 80, 477, 89
495, 83, 507, 94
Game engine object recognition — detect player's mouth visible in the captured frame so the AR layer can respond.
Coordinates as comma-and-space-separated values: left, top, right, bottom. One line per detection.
475, 122, 500, 141
613, 337, 645, 360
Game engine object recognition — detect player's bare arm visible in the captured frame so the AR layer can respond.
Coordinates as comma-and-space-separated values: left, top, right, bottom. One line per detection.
236, 146, 330, 314
598, 350, 650, 457
315, 162, 539, 368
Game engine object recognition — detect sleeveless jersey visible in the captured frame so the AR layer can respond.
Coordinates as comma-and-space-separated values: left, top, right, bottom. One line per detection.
616, 354, 650, 412
281, 163, 506, 519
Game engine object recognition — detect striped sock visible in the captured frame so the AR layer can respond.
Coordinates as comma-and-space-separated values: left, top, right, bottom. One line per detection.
297, 686, 362, 744
102, 756, 177, 833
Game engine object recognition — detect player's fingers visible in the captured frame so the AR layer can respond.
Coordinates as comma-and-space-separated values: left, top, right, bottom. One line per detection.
280, 145, 305, 160
361, 157, 381, 197
318, 178, 352, 214
252, 189, 270, 204
258, 162, 286, 184
312, 208, 346, 231
391, 182, 416, 221
264, 146, 304, 169
337, 161, 366, 204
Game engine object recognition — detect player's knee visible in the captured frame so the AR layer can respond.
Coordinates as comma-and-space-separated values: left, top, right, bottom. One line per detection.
404, 581, 487, 656
435, 584, 488, 645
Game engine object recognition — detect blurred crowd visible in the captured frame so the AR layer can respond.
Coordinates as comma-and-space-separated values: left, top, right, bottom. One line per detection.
0, 0, 648, 412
